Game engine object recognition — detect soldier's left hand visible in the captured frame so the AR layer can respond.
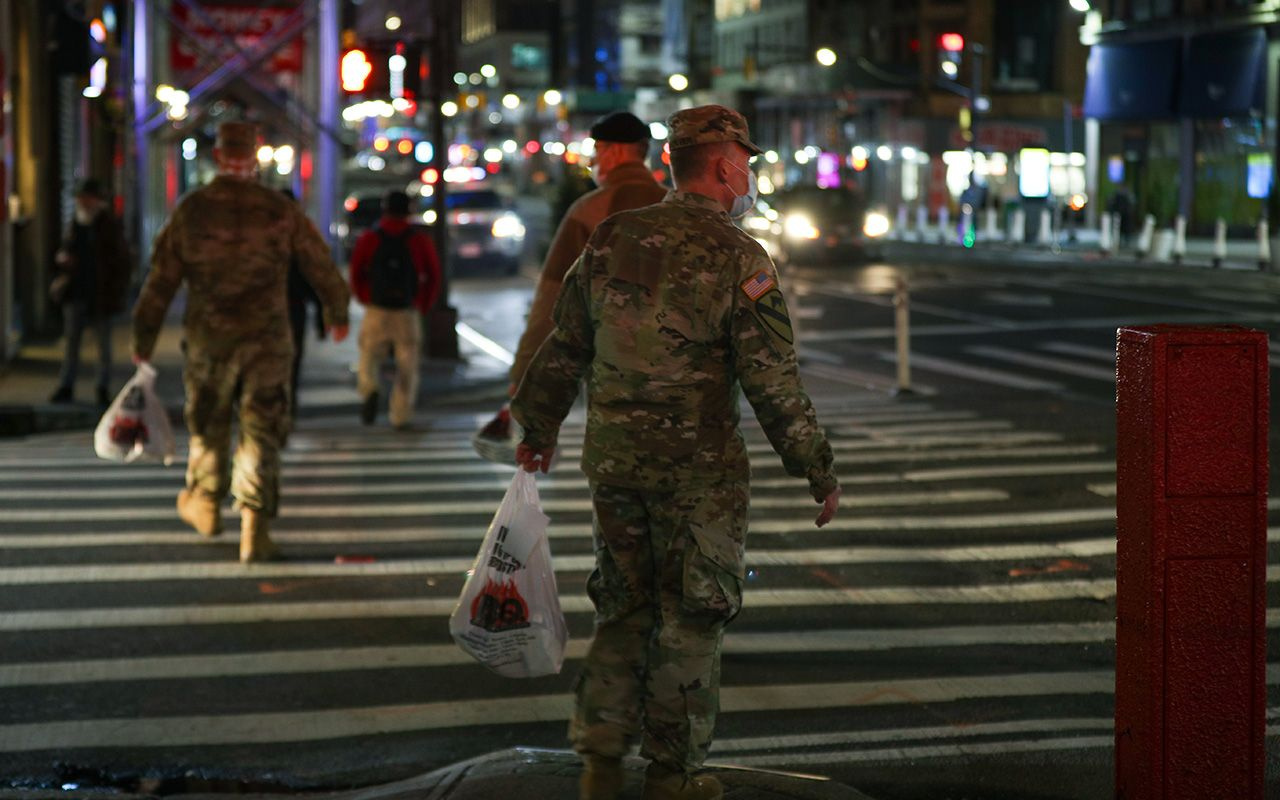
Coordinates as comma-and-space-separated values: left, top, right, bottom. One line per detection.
327, 324, 349, 343
815, 486, 841, 528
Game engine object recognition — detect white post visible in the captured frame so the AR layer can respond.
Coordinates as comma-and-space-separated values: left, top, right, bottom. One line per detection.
895, 205, 908, 240
1112, 214, 1122, 253
1010, 208, 1026, 245
937, 206, 950, 244
893, 277, 912, 395
1257, 220, 1269, 270
1212, 217, 1227, 268
1099, 211, 1113, 254
1136, 214, 1156, 260
1173, 215, 1187, 264
915, 204, 928, 241
984, 208, 999, 241
1038, 207, 1054, 246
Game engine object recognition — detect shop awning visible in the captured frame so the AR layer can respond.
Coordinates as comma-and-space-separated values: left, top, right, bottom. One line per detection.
1083, 40, 1180, 121
1179, 28, 1266, 118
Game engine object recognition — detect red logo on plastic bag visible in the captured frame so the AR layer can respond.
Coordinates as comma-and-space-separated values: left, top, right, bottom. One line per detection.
470, 578, 530, 632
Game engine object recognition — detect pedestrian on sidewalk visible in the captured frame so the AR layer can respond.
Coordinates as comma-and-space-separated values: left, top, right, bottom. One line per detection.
477, 111, 667, 450
49, 178, 131, 407
131, 121, 351, 563
279, 189, 326, 413
349, 189, 441, 430
511, 105, 841, 800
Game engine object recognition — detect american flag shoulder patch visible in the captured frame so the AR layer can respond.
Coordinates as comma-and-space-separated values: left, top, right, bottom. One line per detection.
740, 270, 776, 300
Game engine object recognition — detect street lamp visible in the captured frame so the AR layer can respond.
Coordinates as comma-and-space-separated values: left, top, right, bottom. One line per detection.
668, 73, 689, 92
502, 93, 520, 109
815, 48, 837, 67
543, 89, 562, 106
1068, 0, 1091, 10
385, 14, 402, 31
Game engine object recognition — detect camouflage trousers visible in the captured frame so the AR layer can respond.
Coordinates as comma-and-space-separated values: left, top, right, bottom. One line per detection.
356, 306, 420, 428
183, 342, 291, 517
570, 480, 748, 774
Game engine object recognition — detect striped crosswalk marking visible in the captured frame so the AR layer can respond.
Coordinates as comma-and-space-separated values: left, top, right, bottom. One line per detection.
965, 345, 1116, 383
879, 351, 1064, 392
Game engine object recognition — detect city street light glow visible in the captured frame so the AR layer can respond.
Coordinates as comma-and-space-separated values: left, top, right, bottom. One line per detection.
764, 150, 779, 163
454, 72, 467, 85
502, 93, 520, 109
1069, 0, 1091, 10
669, 74, 689, 92
155, 84, 175, 103
441, 101, 458, 117
815, 48, 837, 67
543, 89, 562, 105
480, 64, 497, 78
877, 145, 893, 161
649, 122, 668, 140
385, 14, 401, 31
502, 139, 518, 154
257, 145, 275, 165
851, 146, 869, 161
388, 54, 407, 72
941, 61, 959, 78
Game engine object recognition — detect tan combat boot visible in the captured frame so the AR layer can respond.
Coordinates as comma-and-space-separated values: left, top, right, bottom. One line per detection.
176, 489, 222, 537
641, 764, 722, 800
239, 508, 280, 563
579, 754, 624, 800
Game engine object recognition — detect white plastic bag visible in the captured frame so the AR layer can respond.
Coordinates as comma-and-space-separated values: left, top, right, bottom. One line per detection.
450, 470, 567, 678
94, 362, 175, 465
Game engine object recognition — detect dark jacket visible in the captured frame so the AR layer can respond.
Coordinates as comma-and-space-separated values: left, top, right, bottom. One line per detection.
348, 216, 443, 314
55, 209, 132, 316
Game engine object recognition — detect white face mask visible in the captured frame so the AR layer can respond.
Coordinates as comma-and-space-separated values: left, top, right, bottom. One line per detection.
725, 160, 758, 218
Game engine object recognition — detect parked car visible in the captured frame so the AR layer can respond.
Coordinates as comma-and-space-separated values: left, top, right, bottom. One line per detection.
743, 185, 889, 266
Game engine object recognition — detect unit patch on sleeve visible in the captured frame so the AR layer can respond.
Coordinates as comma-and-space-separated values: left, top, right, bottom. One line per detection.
753, 288, 793, 344
740, 269, 776, 300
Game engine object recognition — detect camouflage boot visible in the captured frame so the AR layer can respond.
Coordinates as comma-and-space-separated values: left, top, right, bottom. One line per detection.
239, 508, 280, 563
640, 765, 722, 800
579, 755, 624, 800
176, 489, 222, 537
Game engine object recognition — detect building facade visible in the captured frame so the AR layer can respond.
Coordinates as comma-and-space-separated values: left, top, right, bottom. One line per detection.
1081, 0, 1276, 233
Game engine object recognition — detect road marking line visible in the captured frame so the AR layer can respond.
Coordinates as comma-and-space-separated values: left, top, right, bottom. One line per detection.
880, 352, 1064, 392
714, 717, 1113, 754
965, 345, 1116, 383
0, 488, 1010, 522
902, 461, 1115, 482
0, 443, 1103, 483
724, 735, 1117, 766
1039, 342, 1116, 364
0, 670, 1137, 751
0, 536, 1129, 585
0, 578, 1140, 633
0, 626, 1128, 688
454, 322, 515, 365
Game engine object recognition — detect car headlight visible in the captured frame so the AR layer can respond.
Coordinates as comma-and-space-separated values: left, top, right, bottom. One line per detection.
863, 211, 891, 238
491, 214, 525, 239
784, 213, 820, 240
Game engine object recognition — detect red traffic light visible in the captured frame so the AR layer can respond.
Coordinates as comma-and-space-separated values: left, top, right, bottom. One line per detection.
939, 33, 965, 53
341, 49, 373, 93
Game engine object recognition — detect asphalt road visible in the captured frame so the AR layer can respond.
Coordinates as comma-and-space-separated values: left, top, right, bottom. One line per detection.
0, 257, 1277, 799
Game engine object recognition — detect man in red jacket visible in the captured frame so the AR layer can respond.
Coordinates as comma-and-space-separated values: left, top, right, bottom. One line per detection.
349, 190, 441, 429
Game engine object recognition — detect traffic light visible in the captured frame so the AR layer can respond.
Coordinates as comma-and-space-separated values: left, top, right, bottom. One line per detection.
341, 48, 373, 93
938, 32, 963, 80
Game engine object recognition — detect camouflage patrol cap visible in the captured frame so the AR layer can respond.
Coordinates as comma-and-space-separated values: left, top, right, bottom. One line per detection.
666, 104, 762, 156
215, 121, 258, 160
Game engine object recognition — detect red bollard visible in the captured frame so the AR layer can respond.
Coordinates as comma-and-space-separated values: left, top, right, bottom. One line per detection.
1115, 325, 1268, 800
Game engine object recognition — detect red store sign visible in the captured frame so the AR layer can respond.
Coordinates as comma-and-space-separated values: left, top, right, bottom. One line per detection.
170, 3, 304, 75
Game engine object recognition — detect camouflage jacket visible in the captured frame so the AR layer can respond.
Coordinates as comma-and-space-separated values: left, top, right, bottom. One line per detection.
511, 190, 837, 500
132, 176, 350, 360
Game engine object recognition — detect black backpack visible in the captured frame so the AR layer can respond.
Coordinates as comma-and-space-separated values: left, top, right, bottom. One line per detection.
368, 227, 419, 308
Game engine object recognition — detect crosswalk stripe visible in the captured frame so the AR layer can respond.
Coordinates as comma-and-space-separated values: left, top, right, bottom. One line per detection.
901, 461, 1114, 481
0, 670, 1136, 752
0, 488, 1010, 522
1039, 342, 1116, 364
0, 535, 1127, 585
0, 431, 1068, 469
0, 578, 1139, 632
0, 625, 1124, 688
880, 352, 1064, 392
724, 735, 1117, 766
965, 345, 1116, 383
0, 444, 1107, 483
713, 717, 1114, 754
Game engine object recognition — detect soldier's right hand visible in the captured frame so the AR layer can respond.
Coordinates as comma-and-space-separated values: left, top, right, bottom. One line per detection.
815, 486, 841, 528
515, 442, 555, 474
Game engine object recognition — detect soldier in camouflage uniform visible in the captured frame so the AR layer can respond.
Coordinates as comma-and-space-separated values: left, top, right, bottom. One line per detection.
510, 105, 841, 800
131, 121, 350, 563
